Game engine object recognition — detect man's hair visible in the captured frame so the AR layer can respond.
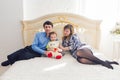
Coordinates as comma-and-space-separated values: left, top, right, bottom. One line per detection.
49, 31, 57, 38
43, 21, 53, 27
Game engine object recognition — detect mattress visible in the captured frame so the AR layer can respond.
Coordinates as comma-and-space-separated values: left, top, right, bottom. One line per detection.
1, 52, 120, 80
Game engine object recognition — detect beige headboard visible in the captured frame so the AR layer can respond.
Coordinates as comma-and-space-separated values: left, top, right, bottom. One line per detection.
22, 13, 101, 50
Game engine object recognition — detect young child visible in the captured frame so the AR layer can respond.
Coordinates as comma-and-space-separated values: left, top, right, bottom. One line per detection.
46, 31, 62, 59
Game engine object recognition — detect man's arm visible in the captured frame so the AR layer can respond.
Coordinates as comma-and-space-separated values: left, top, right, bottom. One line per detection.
31, 32, 45, 54
32, 45, 45, 54
32, 45, 50, 56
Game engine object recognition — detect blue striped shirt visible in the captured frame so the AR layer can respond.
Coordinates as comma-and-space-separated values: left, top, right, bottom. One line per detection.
32, 32, 50, 54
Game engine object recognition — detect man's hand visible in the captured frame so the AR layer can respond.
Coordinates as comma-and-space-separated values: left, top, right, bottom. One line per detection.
44, 51, 51, 56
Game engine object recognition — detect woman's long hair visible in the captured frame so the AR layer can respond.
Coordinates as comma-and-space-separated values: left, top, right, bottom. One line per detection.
62, 24, 74, 41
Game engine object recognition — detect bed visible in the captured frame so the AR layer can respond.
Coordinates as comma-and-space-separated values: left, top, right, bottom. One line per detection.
1, 13, 120, 80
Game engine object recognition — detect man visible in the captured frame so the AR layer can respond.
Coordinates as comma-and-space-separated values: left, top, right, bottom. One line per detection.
1, 21, 53, 66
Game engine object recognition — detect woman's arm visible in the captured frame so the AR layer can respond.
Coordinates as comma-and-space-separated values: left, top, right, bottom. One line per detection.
61, 34, 80, 51
59, 44, 70, 51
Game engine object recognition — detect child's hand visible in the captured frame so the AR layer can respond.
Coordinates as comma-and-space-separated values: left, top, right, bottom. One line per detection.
58, 48, 62, 52
47, 47, 54, 51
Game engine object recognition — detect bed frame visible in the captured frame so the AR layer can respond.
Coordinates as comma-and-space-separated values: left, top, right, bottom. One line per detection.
22, 13, 101, 50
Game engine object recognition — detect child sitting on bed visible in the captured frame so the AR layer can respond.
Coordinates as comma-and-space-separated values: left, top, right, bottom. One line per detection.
46, 31, 62, 59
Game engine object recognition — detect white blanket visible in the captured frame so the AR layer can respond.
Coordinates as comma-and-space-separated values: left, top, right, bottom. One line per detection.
1, 53, 120, 80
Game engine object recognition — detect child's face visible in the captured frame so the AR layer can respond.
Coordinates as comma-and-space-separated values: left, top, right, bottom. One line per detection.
50, 34, 57, 41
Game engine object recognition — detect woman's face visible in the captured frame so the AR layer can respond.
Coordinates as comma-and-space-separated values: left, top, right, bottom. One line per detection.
64, 28, 71, 37
44, 25, 53, 34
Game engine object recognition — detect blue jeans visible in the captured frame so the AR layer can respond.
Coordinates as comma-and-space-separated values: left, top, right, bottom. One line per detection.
7, 45, 42, 64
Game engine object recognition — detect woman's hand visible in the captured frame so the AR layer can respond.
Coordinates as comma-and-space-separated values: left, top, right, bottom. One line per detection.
59, 45, 64, 50
59, 45, 69, 51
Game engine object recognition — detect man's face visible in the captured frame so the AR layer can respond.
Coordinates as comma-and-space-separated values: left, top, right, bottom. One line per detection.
44, 25, 53, 34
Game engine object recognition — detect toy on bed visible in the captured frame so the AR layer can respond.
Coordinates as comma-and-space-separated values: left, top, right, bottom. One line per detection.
46, 31, 62, 59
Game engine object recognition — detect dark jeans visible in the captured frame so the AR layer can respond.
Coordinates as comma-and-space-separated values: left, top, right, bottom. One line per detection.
7, 45, 42, 64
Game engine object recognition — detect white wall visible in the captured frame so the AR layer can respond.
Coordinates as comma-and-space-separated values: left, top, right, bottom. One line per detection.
0, 0, 23, 61
23, 0, 120, 59
83, 0, 120, 59
23, 0, 81, 20
0, 0, 119, 61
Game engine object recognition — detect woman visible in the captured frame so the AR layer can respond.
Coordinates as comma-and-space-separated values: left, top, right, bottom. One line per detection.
60, 24, 119, 69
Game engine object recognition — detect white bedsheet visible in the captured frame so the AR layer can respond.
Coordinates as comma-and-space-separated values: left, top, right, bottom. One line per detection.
1, 53, 120, 80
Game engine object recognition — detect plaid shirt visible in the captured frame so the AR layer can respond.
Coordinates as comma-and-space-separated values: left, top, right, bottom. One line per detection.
62, 34, 86, 58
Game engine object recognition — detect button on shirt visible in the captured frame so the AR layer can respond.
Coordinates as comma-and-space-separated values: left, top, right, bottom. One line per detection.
32, 32, 50, 54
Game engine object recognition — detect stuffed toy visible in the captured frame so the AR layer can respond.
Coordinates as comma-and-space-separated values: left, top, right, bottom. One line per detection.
46, 41, 62, 59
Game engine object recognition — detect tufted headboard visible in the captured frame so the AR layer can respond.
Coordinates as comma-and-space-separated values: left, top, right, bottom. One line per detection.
22, 13, 101, 50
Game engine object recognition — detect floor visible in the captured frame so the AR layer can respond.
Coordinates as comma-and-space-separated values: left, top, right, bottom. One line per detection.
0, 56, 10, 76
0, 50, 10, 77
0, 65, 10, 76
